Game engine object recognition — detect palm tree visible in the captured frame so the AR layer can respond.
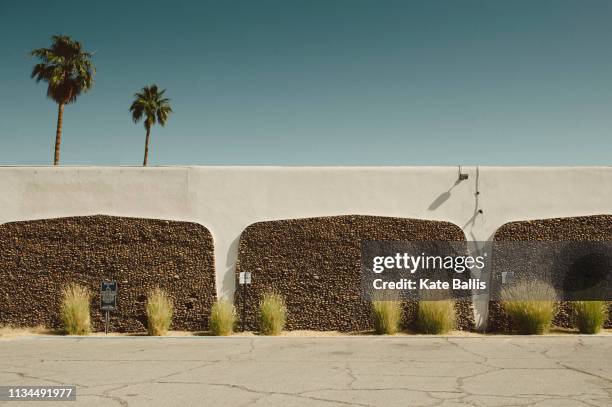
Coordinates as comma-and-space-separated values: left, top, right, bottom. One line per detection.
31, 35, 95, 165
129, 85, 173, 166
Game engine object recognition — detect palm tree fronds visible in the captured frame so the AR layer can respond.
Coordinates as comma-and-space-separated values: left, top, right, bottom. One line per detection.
30, 35, 95, 105
130, 84, 172, 129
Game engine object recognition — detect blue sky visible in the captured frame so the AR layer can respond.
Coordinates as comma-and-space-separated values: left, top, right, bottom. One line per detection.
0, 0, 611, 165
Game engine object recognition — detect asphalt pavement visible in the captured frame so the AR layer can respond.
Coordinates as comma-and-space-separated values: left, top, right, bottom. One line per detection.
1, 335, 611, 406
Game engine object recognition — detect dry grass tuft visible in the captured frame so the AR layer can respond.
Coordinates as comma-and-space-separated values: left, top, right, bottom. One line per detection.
416, 300, 456, 334
501, 280, 557, 335
209, 299, 236, 336
372, 299, 402, 335
146, 287, 173, 336
259, 292, 287, 335
60, 283, 92, 335
574, 301, 607, 334
0, 325, 51, 338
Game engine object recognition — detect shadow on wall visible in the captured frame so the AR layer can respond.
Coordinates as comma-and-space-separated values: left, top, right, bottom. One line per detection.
428, 179, 462, 211
234, 215, 475, 332
487, 214, 612, 332
0, 215, 216, 332
222, 235, 241, 299
428, 169, 483, 244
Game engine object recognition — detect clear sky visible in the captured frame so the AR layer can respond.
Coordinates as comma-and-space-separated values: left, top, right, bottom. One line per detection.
0, 0, 610, 165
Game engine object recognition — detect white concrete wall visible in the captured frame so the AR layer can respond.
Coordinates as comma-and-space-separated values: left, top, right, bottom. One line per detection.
1, 166, 610, 328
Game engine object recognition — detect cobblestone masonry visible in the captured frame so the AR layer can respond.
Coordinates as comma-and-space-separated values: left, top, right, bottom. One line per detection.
488, 214, 612, 332
0, 215, 216, 332
234, 215, 475, 332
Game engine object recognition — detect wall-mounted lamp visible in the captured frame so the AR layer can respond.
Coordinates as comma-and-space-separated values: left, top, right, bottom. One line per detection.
458, 165, 469, 181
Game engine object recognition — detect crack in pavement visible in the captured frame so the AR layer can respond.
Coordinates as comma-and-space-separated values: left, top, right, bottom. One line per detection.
1, 336, 610, 407
206, 382, 375, 407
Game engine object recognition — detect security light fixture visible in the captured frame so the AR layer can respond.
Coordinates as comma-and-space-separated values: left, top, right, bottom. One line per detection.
458, 165, 469, 181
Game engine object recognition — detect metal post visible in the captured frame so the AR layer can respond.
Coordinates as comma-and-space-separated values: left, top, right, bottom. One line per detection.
241, 283, 246, 332
105, 310, 109, 335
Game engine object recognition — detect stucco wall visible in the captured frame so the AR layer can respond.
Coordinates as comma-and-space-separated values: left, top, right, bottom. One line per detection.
0, 166, 610, 329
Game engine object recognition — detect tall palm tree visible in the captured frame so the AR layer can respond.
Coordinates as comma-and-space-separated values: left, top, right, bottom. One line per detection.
31, 35, 95, 165
129, 85, 173, 166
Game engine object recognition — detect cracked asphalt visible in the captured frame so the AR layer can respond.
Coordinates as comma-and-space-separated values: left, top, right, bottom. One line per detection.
1, 336, 611, 407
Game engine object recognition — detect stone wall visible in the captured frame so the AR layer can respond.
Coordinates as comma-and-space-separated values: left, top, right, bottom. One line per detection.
0, 215, 216, 332
488, 214, 612, 332
234, 215, 474, 332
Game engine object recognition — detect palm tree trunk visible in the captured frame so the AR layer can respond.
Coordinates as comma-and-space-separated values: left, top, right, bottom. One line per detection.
53, 103, 64, 165
143, 126, 151, 166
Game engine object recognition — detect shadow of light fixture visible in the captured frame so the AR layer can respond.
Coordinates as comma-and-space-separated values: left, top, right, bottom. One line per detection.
458, 165, 469, 181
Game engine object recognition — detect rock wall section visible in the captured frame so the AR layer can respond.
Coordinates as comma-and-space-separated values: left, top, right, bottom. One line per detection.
488, 214, 612, 331
234, 215, 474, 332
0, 215, 216, 332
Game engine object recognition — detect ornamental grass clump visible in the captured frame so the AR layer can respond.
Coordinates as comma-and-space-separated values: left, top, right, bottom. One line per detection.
60, 283, 91, 335
372, 299, 402, 335
259, 292, 287, 335
416, 300, 456, 334
501, 280, 557, 335
209, 299, 236, 336
146, 287, 173, 336
574, 301, 607, 334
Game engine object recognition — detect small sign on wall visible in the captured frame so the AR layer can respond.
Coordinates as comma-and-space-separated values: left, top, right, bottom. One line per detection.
501, 272, 515, 285
239, 272, 252, 285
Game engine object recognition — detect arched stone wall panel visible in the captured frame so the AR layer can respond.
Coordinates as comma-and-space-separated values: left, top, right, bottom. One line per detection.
235, 215, 474, 332
488, 214, 612, 331
0, 215, 216, 332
